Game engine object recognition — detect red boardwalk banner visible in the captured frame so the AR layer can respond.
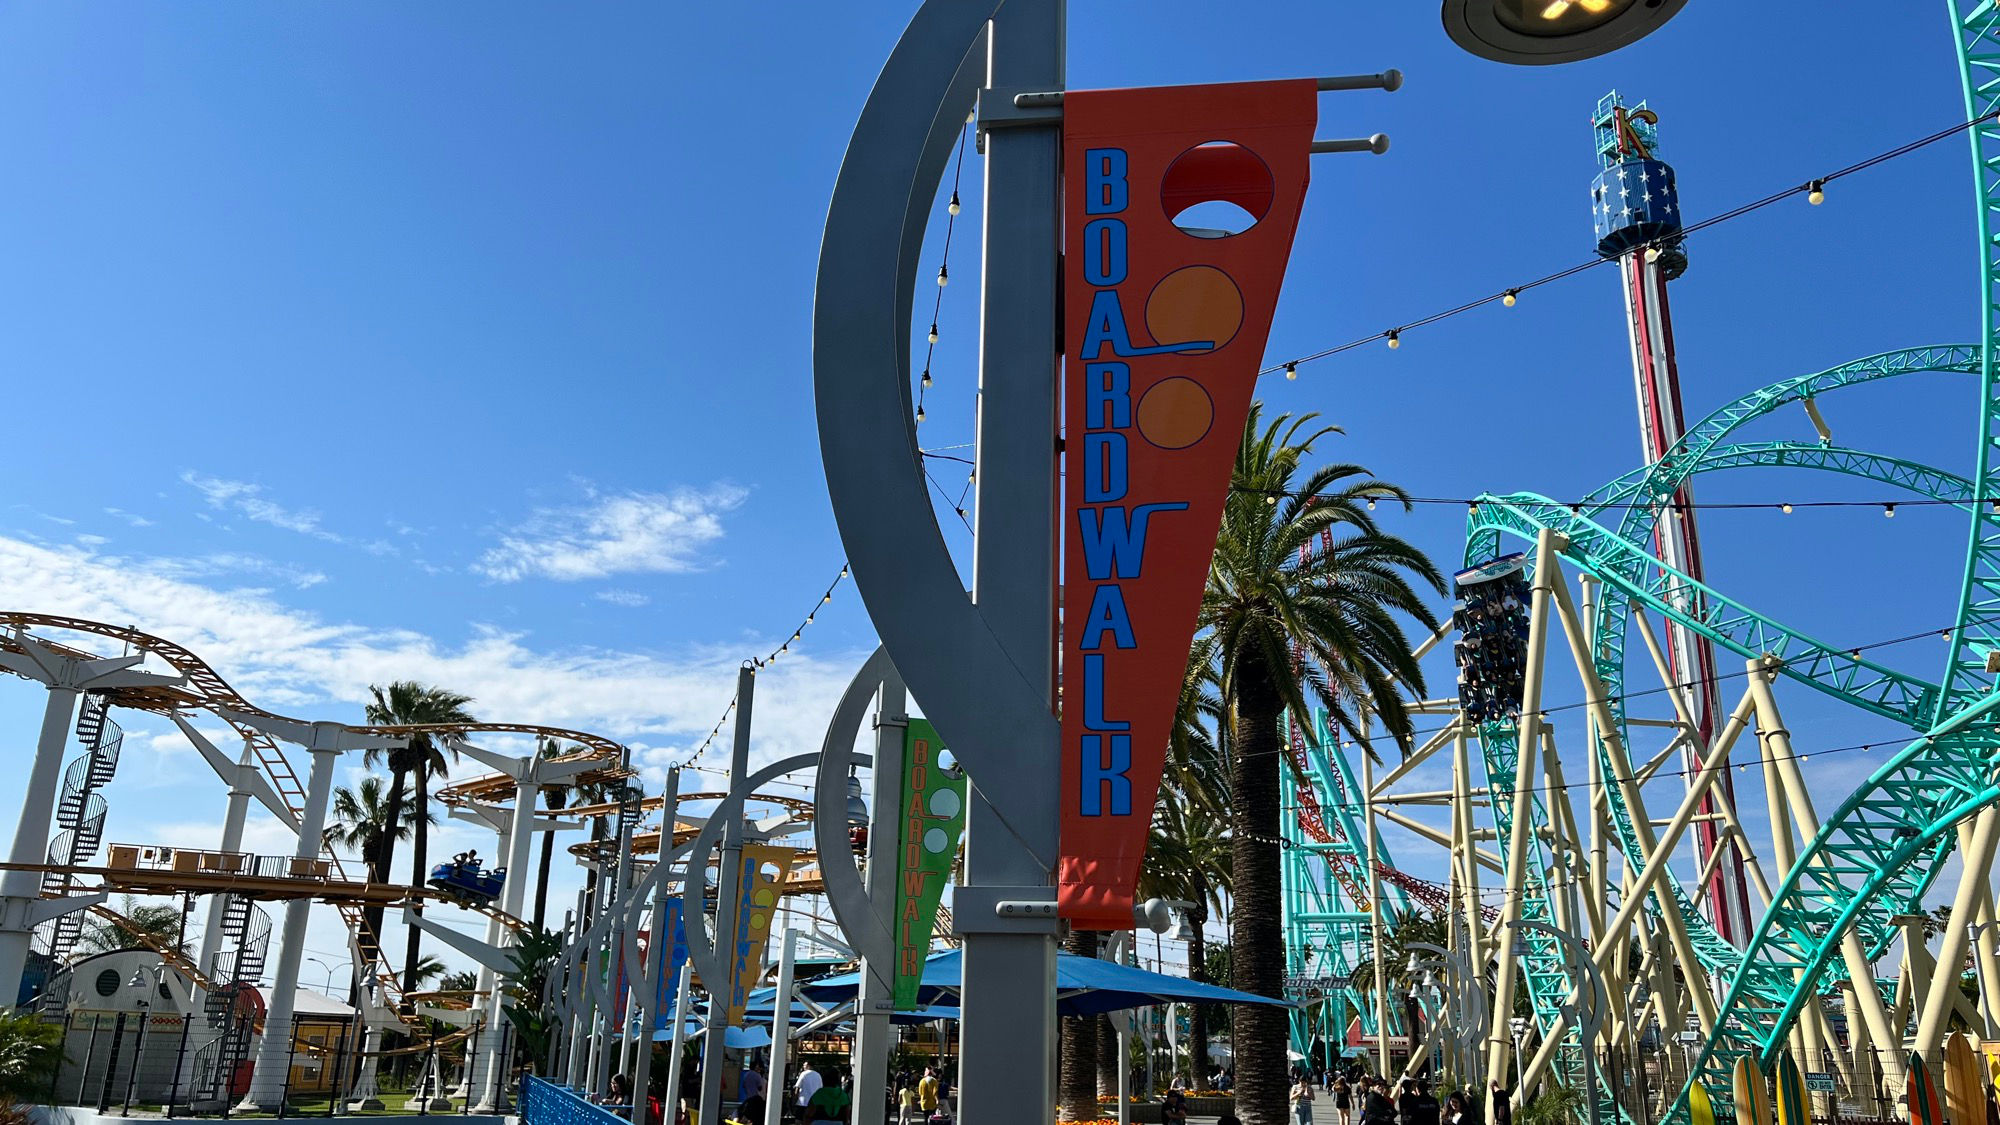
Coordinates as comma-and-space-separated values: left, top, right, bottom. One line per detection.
1059, 81, 1317, 927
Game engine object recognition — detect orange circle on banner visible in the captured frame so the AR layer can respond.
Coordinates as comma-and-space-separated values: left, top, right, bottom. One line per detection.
1145, 265, 1242, 353
1136, 378, 1214, 450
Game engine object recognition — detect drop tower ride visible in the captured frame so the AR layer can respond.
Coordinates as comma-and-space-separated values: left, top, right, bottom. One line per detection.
1588, 92, 1755, 946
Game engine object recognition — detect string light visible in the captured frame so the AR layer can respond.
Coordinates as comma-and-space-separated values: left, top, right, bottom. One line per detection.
1367, 497, 1377, 511
914, 126, 970, 452
1241, 483, 2000, 513
1386, 329, 1401, 350
1502, 289, 1518, 307
681, 564, 851, 768
1644, 246, 1661, 263
1285, 361, 1298, 380
1258, 109, 2000, 380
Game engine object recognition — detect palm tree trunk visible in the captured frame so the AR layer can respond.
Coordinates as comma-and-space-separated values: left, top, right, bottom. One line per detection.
1060, 929, 1100, 1120
1098, 1012, 1118, 1098
1189, 906, 1211, 1088
534, 823, 557, 932
362, 767, 410, 976
401, 766, 432, 997
1230, 653, 1289, 1125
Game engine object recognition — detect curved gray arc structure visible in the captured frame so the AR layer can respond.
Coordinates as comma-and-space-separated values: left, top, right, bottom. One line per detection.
678, 751, 866, 987
810, 647, 901, 969
810, 0, 1059, 782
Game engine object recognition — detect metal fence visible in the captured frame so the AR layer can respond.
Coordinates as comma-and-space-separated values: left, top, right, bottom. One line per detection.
522, 1075, 630, 1125
38, 1010, 505, 1117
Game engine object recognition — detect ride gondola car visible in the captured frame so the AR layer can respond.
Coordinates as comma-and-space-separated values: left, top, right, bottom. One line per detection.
427, 856, 505, 905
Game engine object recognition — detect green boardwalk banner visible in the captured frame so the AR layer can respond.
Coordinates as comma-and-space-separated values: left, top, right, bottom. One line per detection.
893, 718, 966, 1009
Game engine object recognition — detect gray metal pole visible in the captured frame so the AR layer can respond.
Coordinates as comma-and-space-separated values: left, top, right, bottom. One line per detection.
960, 4, 1064, 1125
663, 962, 692, 1124
240, 743, 340, 1112
592, 817, 637, 1102
852, 681, 907, 1125
699, 665, 755, 1125
764, 929, 799, 1125
0, 684, 81, 993
567, 888, 591, 1088
630, 767, 682, 1121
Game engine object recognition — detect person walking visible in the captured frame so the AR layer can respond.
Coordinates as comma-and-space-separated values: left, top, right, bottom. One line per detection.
1291, 1072, 1318, 1125
897, 1074, 917, 1125
797, 1061, 824, 1118
1361, 1078, 1396, 1125
917, 1068, 940, 1120
1331, 1076, 1353, 1125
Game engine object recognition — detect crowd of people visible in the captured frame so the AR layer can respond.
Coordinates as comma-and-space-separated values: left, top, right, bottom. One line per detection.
1296, 1069, 1509, 1125
596, 1055, 957, 1125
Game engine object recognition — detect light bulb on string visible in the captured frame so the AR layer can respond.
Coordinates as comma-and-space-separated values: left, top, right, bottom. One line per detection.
1807, 180, 1825, 205
921, 370, 933, 388
1285, 361, 1297, 381
948, 191, 961, 216
1366, 497, 1376, 511
1386, 330, 1401, 350
1502, 290, 1518, 307
928, 324, 939, 344
1781, 503, 1793, 514
916, 405, 926, 423
1467, 501, 1480, 516
937, 266, 949, 287
840, 565, 849, 577
1644, 246, 1660, 263
1884, 503, 1896, 518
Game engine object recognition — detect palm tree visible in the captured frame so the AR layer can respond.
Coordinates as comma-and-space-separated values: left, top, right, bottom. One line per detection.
1139, 791, 1232, 1084
1201, 407, 1442, 1125
79, 895, 186, 957
533, 737, 613, 931
1059, 928, 1100, 1121
407, 955, 448, 989
1347, 907, 1449, 1030
364, 680, 478, 998
324, 776, 428, 863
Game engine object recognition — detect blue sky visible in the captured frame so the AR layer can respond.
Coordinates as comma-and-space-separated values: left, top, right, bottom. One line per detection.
0, 3, 1984, 982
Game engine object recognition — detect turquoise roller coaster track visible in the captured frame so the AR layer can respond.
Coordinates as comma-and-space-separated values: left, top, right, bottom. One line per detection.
1456, 5, 2000, 1115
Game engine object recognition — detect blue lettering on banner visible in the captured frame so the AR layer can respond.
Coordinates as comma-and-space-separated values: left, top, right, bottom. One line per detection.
1079, 584, 1137, 651
1080, 653, 1128, 732
1080, 734, 1134, 816
1083, 432, 1129, 503
1077, 502, 1189, 580
1084, 149, 1129, 215
1072, 146, 1191, 821
1085, 362, 1131, 428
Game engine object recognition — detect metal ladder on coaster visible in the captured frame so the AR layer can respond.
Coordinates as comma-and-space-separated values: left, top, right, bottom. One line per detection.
34, 694, 123, 995
190, 894, 272, 1104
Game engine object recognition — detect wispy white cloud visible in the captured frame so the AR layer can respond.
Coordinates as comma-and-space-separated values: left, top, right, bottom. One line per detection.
0, 533, 858, 788
475, 485, 747, 583
594, 589, 650, 607
181, 471, 339, 541
104, 508, 155, 528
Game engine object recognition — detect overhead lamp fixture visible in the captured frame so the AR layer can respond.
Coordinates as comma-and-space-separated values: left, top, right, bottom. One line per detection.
844, 768, 869, 829
1442, 0, 1690, 66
